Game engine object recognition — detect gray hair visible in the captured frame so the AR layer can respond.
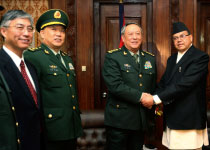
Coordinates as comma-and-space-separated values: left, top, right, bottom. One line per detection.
121, 23, 143, 35
0, 10, 33, 27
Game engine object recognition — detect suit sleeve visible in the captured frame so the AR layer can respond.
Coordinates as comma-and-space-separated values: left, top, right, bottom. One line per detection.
24, 51, 41, 78
157, 53, 209, 105
102, 53, 142, 104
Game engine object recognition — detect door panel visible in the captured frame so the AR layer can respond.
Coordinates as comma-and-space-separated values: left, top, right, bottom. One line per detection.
198, 2, 210, 104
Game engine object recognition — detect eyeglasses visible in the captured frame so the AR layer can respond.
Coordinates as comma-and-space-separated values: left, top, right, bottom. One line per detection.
4, 24, 35, 33
173, 34, 190, 41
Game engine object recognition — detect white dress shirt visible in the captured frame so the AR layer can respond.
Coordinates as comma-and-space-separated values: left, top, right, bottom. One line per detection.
3, 45, 36, 91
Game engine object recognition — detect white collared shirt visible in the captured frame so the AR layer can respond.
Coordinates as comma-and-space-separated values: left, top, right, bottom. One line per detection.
3, 45, 36, 91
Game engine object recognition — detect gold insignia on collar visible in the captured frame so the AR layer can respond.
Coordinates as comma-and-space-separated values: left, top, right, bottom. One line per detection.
44, 50, 49, 54
141, 52, 144, 56
54, 11, 61, 19
123, 51, 127, 55
28, 48, 35, 51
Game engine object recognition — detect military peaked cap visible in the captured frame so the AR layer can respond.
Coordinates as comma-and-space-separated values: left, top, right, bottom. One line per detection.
36, 9, 69, 32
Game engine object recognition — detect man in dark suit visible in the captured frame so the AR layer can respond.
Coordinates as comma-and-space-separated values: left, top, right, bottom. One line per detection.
0, 6, 19, 150
24, 9, 83, 150
102, 23, 156, 150
142, 22, 209, 149
0, 10, 42, 150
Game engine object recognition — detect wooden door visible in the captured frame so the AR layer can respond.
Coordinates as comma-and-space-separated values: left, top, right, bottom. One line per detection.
197, 1, 210, 104
94, 1, 152, 109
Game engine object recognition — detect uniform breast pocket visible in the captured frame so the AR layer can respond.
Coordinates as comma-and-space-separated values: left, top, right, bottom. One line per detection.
120, 66, 138, 81
142, 69, 156, 84
46, 70, 64, 88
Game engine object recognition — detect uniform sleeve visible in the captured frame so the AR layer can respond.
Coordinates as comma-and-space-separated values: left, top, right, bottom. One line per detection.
157, 53, 209, 105
102, 53, 142, 104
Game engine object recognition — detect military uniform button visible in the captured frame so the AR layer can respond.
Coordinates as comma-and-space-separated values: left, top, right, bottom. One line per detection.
53, 73, 57, 76
16, 122, 19, 127
17, 139, 21, 144
139, 74, 142, 78
69, 84, 72, 87
73, 106, 76, 110
126, 70, 129, 72
116, 104, 120, 108
12, 106, 15, 111
67, 73, 70, 77
48, 114, 53, 118
139, 83, 143, 87
149, 72, 152, 75
72, 95, 75, 98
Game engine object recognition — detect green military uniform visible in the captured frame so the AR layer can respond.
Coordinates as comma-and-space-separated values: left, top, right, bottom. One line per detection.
0, 70, 19, 150
102, 45, 156, 150
24, 44, 83, 141
24, 9, 83, 149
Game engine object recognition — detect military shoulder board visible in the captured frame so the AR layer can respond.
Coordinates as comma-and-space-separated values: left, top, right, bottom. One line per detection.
28, 47, 41, 52
108, 48, 121, 53
143, 50, 155, 56
61, 51, 67, 56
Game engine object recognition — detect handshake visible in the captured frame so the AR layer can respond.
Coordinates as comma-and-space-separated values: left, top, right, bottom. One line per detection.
140, 93, 154, 109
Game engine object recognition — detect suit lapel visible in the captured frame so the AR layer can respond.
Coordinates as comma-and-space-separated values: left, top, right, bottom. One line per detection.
166, 46, 194, 83
0, 49, 38, 107
25, 60, 41, 107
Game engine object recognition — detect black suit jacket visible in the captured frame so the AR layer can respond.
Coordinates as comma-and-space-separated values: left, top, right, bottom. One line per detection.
156, 45, 209, 130
0, 48, 42, 150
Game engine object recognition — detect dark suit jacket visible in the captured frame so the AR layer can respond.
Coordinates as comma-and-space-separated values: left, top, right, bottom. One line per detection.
102, 46, 156, 131
156, 45, 209, 130
0, 48, 42, 150
0, 70, 19, 150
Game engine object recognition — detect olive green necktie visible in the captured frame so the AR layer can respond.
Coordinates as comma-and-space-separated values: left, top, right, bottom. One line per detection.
133, 54, 138, 64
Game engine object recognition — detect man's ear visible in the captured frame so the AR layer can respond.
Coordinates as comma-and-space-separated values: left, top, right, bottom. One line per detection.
0, 27, 7, 39
122, 35, 125, 42
190, 34, 193, 42
39, 30, 44, 39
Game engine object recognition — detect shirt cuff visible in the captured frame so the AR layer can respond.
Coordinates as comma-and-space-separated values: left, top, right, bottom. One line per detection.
153, 95, 162, 105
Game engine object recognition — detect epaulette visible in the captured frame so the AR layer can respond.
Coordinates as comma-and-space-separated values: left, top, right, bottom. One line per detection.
108, 48, 121, 53
142, 50, 155, 56
28, 47, 41, 52
61, 50, 67, 56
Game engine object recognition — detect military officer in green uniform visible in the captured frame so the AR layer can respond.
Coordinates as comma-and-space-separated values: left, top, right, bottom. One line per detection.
102, 23, 156, 150
24, 9, 83, 150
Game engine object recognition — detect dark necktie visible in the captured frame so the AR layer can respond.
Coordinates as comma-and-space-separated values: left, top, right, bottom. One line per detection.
56, 53, 61, 62
20, 60, 38, 107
